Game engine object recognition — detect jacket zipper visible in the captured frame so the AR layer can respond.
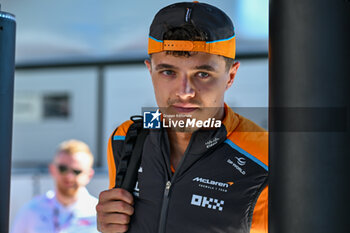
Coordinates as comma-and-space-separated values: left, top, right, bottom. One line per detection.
157, 131, 197, 233
157, 181, 172, 233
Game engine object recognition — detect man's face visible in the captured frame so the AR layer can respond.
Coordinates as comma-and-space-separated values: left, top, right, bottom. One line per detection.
50, 152, 94, 198
145, 51, 240, 128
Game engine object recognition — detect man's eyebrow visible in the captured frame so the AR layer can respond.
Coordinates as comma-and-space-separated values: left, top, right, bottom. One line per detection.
155, 63, 217, 71
155, 63, 178, 70
194, 65, 216, 71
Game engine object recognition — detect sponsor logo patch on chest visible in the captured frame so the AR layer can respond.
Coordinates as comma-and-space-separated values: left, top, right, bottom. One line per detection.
227, 157, 247, 175
192, 177, 234, 193
191, 194, 224, 212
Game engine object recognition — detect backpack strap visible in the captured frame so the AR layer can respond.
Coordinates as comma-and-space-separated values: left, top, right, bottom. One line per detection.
113, 115, 149, 193
111, 126, 120, 183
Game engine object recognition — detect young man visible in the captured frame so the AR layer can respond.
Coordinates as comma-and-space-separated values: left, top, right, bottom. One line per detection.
11, 140, 98, 233
97, 2, 268, 233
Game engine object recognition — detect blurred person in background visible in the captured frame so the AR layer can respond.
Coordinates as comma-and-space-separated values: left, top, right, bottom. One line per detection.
11, 139, 99, 233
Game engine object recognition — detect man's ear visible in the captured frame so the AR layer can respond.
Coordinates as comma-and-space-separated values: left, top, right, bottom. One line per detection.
226, 61, 240, 90
144, 59, 152, 74
88, 168, 95, 180
49, 163, 55, 177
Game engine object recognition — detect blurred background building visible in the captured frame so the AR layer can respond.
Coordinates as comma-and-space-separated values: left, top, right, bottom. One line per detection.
0, 0, 268, 229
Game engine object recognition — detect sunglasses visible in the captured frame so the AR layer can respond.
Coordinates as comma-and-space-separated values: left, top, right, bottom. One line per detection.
56, 164, 82, 176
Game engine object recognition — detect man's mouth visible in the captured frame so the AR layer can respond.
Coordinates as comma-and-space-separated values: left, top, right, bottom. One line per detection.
63, 181, 77, 188
172, 104, 199, 113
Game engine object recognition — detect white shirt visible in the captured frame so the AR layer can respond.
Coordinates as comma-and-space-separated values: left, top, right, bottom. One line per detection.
11, 188, 99, 233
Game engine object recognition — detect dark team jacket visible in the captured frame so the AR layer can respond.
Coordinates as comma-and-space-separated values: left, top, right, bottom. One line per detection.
107, 105, 268, 233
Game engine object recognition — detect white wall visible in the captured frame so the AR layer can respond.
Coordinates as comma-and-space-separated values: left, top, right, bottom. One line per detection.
12, 68, 98, 166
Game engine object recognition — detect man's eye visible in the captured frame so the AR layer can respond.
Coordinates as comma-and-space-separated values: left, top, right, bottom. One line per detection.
161, 70, 175, 76
197, 72, 210, 79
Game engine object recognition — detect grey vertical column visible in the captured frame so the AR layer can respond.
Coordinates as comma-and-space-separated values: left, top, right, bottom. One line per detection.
269, 0, 350, 233
0, 7, 16, 233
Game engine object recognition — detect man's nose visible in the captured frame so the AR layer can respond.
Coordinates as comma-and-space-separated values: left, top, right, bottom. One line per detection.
66, 172, 75, 179
63, 170, 77, 179
176, 74, 195, 99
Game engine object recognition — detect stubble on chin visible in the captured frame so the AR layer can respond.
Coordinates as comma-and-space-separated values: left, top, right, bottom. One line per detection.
57, 183, 79, 198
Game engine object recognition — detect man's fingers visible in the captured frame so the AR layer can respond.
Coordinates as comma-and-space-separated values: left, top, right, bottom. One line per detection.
101, 213, 131, 225
97, 188, 134, 233
99, 223, 129, 233
98, 188, 134, 205
98, 200, 134, 215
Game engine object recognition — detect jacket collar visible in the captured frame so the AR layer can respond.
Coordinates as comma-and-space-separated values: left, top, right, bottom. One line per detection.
222, 103, 240, 137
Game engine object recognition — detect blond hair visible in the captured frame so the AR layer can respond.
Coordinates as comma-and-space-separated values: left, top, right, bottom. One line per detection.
56, 139, 94, 165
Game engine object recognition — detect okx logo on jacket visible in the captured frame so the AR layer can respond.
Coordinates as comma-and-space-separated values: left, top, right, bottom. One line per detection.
191, 194, 225, 212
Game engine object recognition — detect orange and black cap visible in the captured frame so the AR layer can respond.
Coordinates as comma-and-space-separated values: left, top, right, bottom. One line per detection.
148, 1, 236, 59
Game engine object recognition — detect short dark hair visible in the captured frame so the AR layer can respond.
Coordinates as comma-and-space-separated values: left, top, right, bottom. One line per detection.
159, 23, 235, 71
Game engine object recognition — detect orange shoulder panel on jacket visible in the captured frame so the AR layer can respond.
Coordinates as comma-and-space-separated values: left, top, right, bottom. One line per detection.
224, 108, 268, 233
227, 114, 268, 168
251, 186, 268, 233
107, 120, 134, 189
